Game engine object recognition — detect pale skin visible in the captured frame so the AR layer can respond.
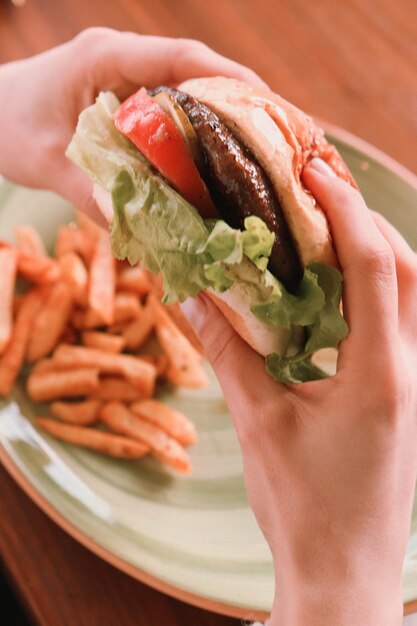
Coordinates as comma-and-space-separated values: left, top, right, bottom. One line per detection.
1, 28, 416, 626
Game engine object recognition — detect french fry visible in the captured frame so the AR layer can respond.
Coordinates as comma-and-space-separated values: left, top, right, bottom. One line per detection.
0, 288, 45, 397
82, 332, 126, 354
0, 220, 204, 471
31, 358, 56, 375
92, 377, 149, 402
150, 294, 208, 387
130, 399, 197, 445
36, 418, 149, 459
27, 282, 73, 362
139, 354, 169, 378
115, 259, 131, 272
13, 294, 26, 315
27, 368, 100, 402
113, 292, 142, 323
149, 273, 164, 300
52, 345, 156, 396
59, 326, 77, 346
58, 252, 88, 306
0, 248, 18, 353
165, 303, 204, 356
150, 293, 202, 364
55, 225, 95, 263
72, 308, 104, 330
14, 226, 47, 257
50, 399, 101, 425
122, 300, 154, 350
106, 321, 130, 335
166, 364, 209, 388
17, 250, 61, 284
116, 266, 153, 297
100, 402, 191, 473
76, 211, 102, 241
88, 234, 116, 326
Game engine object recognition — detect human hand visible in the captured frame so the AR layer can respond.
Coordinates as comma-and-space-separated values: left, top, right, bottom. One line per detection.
183, 159, 417, 626
0, 28, 265, 224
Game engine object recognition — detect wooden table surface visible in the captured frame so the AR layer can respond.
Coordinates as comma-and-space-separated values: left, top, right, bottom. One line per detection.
1, 1, 417, 625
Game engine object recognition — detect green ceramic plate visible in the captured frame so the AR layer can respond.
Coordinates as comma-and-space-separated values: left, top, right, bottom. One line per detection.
1, 128, 417, 621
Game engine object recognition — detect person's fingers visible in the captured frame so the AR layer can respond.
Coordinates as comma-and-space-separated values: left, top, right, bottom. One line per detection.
92, 183, 113, 225
180, 294, 284, 438
74, 28, 267, 99
53, 164, 109, 228
79, 194, 109, 229
303, 160, 399, 357
372, 211, 417, 336
372, 211, 417, 269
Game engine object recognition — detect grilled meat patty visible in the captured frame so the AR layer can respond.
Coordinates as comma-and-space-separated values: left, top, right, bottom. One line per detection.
151, 87, 302, 291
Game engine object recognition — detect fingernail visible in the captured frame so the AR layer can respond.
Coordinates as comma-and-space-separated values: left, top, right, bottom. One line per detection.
309, 157, 336, 177
179, 295, 207, 334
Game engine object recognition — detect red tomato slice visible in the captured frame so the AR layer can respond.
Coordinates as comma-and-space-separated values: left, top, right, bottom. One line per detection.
114, 88, 216, 218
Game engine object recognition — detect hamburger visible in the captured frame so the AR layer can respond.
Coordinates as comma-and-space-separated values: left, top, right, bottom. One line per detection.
67, 77, 350, 383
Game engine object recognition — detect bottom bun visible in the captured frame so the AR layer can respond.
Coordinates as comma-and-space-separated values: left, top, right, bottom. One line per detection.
206, 287, 302, 357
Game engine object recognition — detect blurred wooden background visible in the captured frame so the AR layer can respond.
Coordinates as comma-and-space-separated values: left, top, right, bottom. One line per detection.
1, 1, 417, 625
1, 0, 417, 174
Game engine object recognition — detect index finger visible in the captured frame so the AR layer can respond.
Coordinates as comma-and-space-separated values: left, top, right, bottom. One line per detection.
75, 29, 267, 98
303, 160, 398, 355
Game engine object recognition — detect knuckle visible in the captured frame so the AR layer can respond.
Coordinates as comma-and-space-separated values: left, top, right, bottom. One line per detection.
74, 27, 105, 43
342, 184, 363, 205
175, 38, 208, 59
356, 242, 395, 278
73, 27, 114, 49
332, 182, 366, 213
375, 367, 411, 423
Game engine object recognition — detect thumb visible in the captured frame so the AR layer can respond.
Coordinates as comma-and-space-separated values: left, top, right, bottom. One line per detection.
181, 294, 277, 410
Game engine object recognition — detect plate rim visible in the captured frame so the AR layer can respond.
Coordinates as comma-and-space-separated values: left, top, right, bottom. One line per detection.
0, 444, 269, 622
1, 122, 417, 620
322, 119, 417, 187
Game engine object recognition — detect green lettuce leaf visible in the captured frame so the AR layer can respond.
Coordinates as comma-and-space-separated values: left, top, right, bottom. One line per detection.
251, 267, 325, 329
241, 216, 275, 271
265, 262, 348, 383
67, 91, 349, 383
266, 353, 329, 384
305, 262, 348, 354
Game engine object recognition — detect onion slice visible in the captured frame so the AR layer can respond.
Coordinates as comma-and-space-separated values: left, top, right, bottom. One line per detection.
153, 91, 204, 170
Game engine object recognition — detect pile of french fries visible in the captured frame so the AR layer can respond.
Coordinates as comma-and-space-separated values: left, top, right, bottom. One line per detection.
0, 215, 208, 474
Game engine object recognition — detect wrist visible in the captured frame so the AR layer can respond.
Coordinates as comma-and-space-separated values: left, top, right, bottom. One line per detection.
269, 578, 403, 626
268, 551, 404, 626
